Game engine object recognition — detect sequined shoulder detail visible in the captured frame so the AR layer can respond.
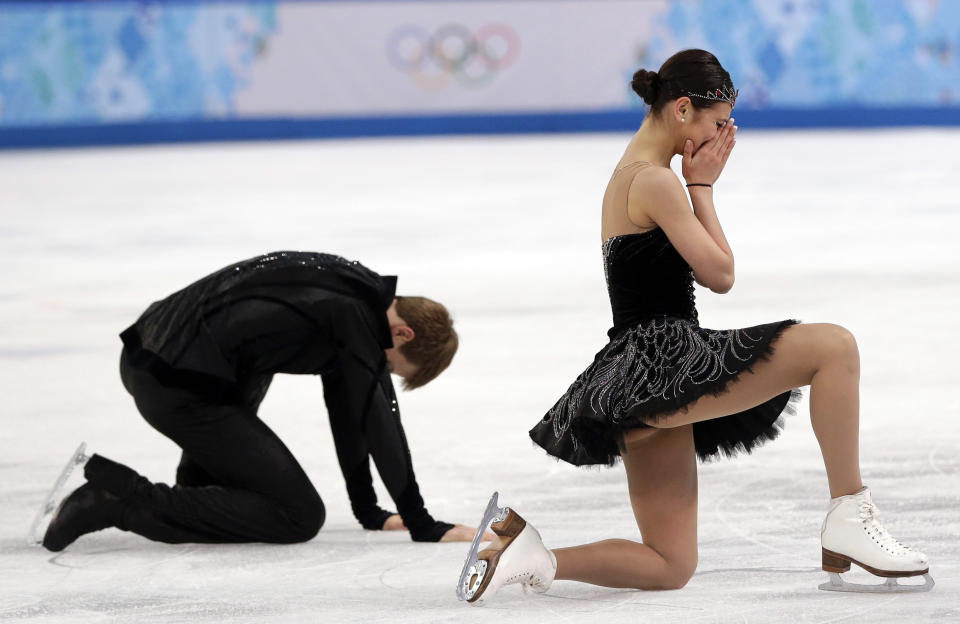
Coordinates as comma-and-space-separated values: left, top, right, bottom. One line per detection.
602, 227, 664, 255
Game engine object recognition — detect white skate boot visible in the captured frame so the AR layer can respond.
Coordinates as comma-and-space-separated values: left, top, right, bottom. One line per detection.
456, 492, 557, 603
819, 486, 933, 592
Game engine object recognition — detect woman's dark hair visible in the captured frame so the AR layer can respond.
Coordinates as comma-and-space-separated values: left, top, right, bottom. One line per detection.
631, 49, 736, 114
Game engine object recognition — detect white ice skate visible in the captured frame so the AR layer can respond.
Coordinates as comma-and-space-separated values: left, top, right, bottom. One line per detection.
27, 442, 90, 546
456, 492, 557, 603
819, 486, 933, 593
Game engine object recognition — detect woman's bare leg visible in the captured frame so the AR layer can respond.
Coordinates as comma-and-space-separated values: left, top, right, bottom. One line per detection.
553, 425, 698, 590
624, 323, 862, 498
529, 323, 858, 591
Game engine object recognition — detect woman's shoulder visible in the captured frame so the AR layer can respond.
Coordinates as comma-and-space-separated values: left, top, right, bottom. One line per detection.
627, 163, 685, 200
626, 162, 677, 181
624, 163, 688, 230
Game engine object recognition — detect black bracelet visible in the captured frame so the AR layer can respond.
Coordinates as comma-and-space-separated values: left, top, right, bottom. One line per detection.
686, 183, 712, 188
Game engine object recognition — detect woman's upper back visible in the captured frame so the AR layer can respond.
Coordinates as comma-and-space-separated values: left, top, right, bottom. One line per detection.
601, 162, 697, 332
601, 160, 657, 242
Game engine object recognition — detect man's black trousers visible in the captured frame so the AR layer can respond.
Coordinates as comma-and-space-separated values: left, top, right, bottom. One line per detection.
83, 348, 325, 544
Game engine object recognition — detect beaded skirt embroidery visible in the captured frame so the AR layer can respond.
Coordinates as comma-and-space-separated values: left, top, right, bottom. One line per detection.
529, 230, 801, 467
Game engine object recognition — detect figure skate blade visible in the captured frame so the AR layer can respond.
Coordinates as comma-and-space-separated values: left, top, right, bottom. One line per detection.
456, 491, 509, 602
27, 442, 89, 546
819, 571, 935, 593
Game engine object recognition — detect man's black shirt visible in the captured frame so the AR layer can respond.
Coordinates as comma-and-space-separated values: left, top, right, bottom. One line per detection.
119, 251, 451, 542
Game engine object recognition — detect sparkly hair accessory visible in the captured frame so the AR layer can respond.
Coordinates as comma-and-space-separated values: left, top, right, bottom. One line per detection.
685, 85, 738, 106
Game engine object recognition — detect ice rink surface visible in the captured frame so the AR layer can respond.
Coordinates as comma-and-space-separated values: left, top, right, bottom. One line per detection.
1, 128, 958, 623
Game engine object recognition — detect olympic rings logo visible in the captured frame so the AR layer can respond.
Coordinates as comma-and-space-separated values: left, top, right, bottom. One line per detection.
387, 23, 520, 90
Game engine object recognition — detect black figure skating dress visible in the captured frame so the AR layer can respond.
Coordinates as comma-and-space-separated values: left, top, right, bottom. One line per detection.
529, 225, 801, 467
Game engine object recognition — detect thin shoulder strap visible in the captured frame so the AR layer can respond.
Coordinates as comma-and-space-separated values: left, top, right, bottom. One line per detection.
605, 160, 653, 217
611, 160, 652, 177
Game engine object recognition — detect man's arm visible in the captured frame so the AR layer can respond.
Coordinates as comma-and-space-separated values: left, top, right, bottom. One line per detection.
322, 366, 394, 531
361, 360, 454, 542
323, 300, 453, 542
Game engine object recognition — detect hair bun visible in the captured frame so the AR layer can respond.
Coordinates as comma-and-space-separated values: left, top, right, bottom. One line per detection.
631, 69, 660, 105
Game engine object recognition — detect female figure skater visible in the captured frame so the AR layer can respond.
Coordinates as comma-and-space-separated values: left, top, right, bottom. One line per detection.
458, 49, 932, 600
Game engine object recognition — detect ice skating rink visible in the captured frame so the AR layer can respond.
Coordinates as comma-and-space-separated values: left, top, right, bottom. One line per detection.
1, 129, 958, 623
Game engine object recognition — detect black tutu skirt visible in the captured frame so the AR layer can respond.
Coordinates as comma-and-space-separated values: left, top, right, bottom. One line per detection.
529, 317, 802, 467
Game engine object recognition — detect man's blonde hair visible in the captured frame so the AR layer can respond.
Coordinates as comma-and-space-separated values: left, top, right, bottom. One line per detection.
395, 296, 458, 390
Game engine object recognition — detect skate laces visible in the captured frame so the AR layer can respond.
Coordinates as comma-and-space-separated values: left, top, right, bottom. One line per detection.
858, 501, 910, 555
519, 574, 549, 594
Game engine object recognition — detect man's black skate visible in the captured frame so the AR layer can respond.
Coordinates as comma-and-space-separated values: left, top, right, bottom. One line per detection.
42, 483, 124, 552
28, 442, 89, 545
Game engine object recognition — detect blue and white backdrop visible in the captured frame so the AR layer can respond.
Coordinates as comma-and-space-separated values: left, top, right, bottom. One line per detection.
1, 0, 958, 147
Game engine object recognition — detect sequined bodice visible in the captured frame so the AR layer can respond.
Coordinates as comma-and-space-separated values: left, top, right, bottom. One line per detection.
602, 228, 698, 333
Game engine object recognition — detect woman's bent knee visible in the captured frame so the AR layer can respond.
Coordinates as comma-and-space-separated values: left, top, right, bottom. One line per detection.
653, 558, 697, 590
626, 553, 697, 590
826, 323, 858, 351
822, 324, 860, 369
661, 565, 696, 590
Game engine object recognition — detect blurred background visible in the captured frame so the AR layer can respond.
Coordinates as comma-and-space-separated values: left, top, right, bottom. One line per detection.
1, 0, 958, 148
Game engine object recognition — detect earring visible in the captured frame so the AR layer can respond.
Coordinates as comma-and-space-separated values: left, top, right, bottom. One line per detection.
681, 118, 686, 123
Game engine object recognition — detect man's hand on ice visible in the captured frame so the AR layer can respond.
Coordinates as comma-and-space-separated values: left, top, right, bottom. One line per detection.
440, 524, 496, 543
381, 514, 407, 531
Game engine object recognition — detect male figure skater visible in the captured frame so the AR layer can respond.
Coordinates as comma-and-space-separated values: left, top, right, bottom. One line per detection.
42, 251, 480, 549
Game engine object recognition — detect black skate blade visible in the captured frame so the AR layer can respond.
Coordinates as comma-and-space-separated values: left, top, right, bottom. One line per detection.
456, 492, 507, 602
819, 571, 935, 593
27, 442, 89, 546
